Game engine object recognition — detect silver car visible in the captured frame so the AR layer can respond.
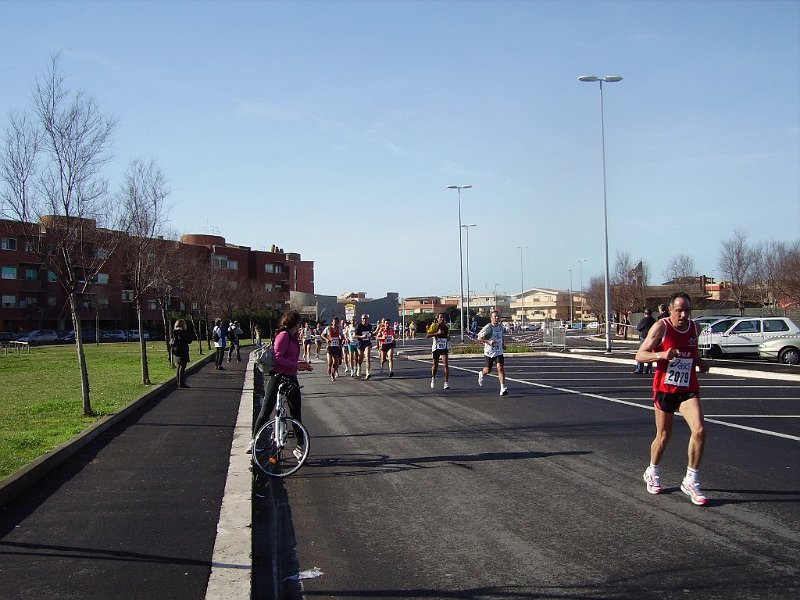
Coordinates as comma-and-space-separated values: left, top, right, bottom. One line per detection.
699, 316, 800, 358
758, 334, 800, 365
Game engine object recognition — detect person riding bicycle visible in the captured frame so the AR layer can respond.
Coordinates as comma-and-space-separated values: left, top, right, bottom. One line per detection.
248, 310, 313, 453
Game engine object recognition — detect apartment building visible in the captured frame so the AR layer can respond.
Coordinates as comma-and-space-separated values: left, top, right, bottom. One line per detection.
0, 219, 313, 333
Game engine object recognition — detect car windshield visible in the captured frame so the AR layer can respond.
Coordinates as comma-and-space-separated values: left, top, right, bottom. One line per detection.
710, 318, 737, 333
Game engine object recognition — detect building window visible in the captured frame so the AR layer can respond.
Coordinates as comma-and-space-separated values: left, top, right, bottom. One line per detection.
98, 297, 110, 308
2, 295, 16, 308
48, 271, 57, 282
1, 266, 17, 280
1, 237, 17, 251
265, 263, 283, 274
19, 296, 37, 308
95, 247, 109, 259
147, 299, 158, 310
24, 268, 38, 281
97, 273, 109, 285
48, 296, 57, 307
227, 260, 238, 270
264, 283, 273, 292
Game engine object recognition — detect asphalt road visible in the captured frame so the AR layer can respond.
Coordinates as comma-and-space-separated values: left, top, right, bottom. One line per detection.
254, 349, 800, 599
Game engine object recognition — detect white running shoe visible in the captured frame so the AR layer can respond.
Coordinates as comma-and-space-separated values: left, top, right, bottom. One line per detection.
443, 382, 450, 390
430, 377, 435, 389
292, 447, 304, 461
245, 440, 254, 454
478, 372, 484, 387
681, 478, 708, 506
500, 386, 508, 396
643, 469, 662, 494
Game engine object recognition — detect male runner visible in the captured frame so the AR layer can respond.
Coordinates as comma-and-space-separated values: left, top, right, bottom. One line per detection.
477, 310, 508, 396
355, 314, 374, 379
427, 312, 450, 389
301, 322, 314, 362
636, 291, 710, 506
322, 317, 344, 381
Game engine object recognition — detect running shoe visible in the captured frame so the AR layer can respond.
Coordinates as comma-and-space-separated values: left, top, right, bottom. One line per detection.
478, 372, 484, 387
365, 373, 371, 380
380, 365, 384, 374
292, 447, 304, 461
389, 371, 394, 378
245, 440, 254, 454
330, 373, 335, 382
500, 386, 508, 396
430, 377, 435, 389
680, 479, 708, 506
443, 382, 450, 390
351, 371, 356, 378
643, 469, 662, 494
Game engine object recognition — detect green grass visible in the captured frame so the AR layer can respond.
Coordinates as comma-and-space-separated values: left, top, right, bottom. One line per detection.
0, 342, 210, 480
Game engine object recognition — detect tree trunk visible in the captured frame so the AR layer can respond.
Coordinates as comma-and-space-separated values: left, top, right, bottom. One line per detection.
69, 296, 93, 416
137, 304, 151, 385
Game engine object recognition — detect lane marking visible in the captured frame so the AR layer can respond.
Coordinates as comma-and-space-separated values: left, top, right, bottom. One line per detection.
408, 357, 800, 442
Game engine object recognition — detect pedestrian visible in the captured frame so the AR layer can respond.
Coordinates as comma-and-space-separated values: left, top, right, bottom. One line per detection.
427, 312, 450, 390
248, 310, 313, 454
636, 292, 710, 506
212, 318, 227, 370
408, 321, 417, 339
301, 322, 314, 362
171, 319, 191, 388
254, 325, 263, 347
658, 303, 670, 320
634, 308, 657, 374
477, 310, 508, 396
227, 320, 243, 362
376, 317, 396, 377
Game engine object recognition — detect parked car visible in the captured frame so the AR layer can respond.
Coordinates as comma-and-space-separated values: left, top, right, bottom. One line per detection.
0, 331, 20, 342
699, 316, 800, 358
103, 329, 129, 341
693, 315, 737, 331
587, 322, 599, 330
758, 334, 800, 365
59, 329, 106, 343
127, 329, 150, 341
17, 329, 59, 345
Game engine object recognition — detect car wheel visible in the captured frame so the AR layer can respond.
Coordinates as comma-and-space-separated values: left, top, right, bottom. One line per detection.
778, 347, 800, 365
708, 345, 723, 359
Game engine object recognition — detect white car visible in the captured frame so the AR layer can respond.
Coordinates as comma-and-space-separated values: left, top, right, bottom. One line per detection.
758, 334, 800, 365
699, 316, 800, 358
17, 329, 59, 345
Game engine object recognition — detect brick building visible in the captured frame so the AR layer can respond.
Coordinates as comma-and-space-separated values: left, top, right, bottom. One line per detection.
0, 218, 313, 334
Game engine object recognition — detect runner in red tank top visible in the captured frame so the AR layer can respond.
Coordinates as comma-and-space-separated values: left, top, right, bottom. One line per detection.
635, 292, 710, 506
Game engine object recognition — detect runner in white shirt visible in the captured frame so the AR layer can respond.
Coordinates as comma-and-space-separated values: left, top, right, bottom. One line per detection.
477, 310, 508, 396
322, 317, 344, 381
427, 312, 450, 390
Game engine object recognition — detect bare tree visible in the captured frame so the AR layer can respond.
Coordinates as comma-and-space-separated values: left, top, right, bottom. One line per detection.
612, 251, 649, 316
584, 275, 607, 321
663, 254, 696, 284
1, 55, 119, 415
719, 231, 758, 315
115, 160, 169, 384
758, 240, 800, 312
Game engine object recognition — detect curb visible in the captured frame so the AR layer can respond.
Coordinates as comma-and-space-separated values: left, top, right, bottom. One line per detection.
0, 352, 216, 509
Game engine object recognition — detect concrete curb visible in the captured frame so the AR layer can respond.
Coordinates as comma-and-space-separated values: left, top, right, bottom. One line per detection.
205, 355, 254, 599
0, 352, 216, 509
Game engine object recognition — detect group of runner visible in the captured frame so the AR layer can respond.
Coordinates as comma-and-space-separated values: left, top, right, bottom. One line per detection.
288, 291, 709, 506
299, 315, 397, 381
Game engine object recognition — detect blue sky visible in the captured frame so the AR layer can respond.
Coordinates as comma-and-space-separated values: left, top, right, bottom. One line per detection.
1, 0, 798, 300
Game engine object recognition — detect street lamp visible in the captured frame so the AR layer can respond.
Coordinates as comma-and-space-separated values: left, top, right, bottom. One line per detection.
462, 223, 476, 335
568, 269, 573, 324
579, 74, 622, 353
516, 245, 527, 330
576, 258, 587, 327
446, 184, 472, 342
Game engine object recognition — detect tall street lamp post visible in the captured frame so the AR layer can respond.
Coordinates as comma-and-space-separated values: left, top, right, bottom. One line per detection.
579, 74, 622, 353
462, 223, 476, 335
576, 258, 587, 328
516, 245, 527, 330
568, 269, 573, 324
446, 184, 472, 342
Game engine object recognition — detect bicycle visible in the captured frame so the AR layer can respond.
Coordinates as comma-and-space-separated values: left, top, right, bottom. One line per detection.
252, 380, 310, 477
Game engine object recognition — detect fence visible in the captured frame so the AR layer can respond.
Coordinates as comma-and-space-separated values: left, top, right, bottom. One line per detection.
1, 341, 30, 356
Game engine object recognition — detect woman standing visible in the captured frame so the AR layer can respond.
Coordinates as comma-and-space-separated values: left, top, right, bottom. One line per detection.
172, 319, 191, 388
249, 310, 313, 453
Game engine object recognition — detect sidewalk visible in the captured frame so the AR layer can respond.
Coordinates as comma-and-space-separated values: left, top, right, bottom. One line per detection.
0, 350, 252, 600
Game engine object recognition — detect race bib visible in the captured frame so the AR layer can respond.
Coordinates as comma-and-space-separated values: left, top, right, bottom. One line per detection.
330, 338, 340, 347
362, 332, 371, 340
436, 338, 448, 350
665, 358, 693, 387
385, 335, 394, 344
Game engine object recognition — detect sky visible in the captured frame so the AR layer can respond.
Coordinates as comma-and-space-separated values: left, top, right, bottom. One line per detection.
1, 0, 798, 300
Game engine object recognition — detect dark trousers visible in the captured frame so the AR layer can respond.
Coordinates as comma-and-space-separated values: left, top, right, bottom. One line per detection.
215, 347, 225, 367
227, 340, 241, 362
253, 373, 302, 439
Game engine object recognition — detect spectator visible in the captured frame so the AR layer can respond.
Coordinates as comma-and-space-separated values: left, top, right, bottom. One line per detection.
634, 309, 656, 374
228, 320, 243, 362
212, 318, 227, 370
171, 319, 191, 388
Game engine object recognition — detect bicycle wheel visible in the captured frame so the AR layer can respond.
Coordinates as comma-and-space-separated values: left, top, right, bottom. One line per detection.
252, 417, 310, 477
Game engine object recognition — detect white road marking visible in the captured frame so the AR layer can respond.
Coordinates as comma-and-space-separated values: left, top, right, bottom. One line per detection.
409, 358, 800, 442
